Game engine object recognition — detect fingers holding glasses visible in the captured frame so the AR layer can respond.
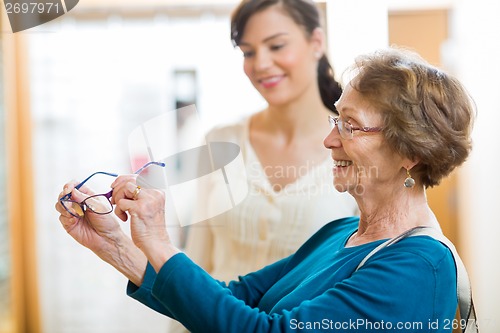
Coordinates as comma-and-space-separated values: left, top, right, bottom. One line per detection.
58, 181, 78, 199
59, 185, 92, 217
112, 178, 163, 221
56, 182, 83, 233
56, 181, 78, 214
110, 175, 137, 202
115, 182, 165, 219
109, 175, 137, 221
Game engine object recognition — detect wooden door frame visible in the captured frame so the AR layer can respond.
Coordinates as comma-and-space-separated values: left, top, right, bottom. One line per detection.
1, 11, 41, 333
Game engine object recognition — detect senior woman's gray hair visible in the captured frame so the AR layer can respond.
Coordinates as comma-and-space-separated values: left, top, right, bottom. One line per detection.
346, 47, 476, 188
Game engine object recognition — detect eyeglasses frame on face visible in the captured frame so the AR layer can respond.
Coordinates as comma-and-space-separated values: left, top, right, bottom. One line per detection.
60, 161, 166, 218
328, 115, 383, 140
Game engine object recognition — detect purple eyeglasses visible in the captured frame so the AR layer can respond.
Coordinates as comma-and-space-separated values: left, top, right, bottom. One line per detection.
60, 161, 165, 218
328, 115, 383, 140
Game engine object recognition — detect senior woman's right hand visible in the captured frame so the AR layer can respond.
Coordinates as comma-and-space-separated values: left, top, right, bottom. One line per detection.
55, 182, 123, 255
56, 181, 151, 286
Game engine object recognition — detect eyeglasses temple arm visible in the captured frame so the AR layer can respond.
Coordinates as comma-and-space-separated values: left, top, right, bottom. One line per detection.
133, 161, 166, 174
361, 126, 384, 133
60, 171, 119, 201
61, 162, 165, 202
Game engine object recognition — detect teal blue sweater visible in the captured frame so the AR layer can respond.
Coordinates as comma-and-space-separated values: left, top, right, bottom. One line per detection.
127, 217, 457, 332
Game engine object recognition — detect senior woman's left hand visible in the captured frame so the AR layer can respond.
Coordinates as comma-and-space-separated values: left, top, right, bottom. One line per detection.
111, 175, 180, 271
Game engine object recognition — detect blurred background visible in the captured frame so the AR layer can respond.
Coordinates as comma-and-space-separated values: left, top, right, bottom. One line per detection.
1, 0, 499, 332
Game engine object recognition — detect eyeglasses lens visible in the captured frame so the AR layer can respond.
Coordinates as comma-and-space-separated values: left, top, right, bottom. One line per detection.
340, 121, 352, 140
84, 195, 113, 214
329, 116, 352, 140
62, 200, 84, 218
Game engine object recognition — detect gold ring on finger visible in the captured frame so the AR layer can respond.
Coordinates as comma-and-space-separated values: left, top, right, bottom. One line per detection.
132, 186, 141, 200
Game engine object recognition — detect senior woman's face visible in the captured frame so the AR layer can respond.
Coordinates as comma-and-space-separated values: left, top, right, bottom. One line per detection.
324, 84, 407, 196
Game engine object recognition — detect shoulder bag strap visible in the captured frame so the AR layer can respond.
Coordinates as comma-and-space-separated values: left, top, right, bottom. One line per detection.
355, 226, 478, 333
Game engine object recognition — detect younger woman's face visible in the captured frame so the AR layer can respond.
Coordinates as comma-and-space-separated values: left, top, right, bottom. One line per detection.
238, 6, 322, 107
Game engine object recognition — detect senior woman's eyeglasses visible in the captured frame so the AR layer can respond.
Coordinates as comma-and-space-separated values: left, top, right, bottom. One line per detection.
60, 161, 166, 218
328, 115, 383, 140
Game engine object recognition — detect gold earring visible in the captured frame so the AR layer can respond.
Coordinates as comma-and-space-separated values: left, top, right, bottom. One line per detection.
404, 168, 415, 188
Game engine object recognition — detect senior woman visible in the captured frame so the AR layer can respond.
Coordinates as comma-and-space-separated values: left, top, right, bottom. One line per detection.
56, 47, 475, 332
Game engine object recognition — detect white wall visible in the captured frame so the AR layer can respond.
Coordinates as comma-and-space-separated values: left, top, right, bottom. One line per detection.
327, 0, 389, 83
451, 0, 500, 330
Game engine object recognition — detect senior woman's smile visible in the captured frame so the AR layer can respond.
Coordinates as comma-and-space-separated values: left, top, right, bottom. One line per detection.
333, 159, 353, 167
